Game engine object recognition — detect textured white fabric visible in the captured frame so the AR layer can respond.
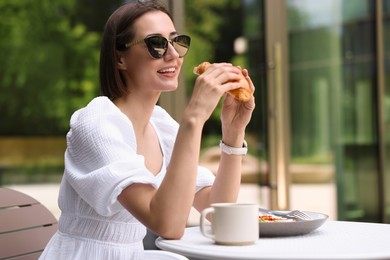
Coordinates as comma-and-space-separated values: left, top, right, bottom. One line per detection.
39, 97, 215, 260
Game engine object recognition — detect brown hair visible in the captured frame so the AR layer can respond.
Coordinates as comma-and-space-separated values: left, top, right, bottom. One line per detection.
99, 1, 172, 100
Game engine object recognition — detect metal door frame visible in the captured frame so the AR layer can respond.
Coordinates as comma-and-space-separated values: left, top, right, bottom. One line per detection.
265, 0, 291, 210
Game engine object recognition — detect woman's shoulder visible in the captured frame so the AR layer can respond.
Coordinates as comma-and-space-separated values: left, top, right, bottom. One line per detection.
71, 97, 126, 125
71, 96, 118, 119
68, 97, 134, 141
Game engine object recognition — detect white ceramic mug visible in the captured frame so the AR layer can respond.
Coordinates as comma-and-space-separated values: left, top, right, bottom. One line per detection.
200, 203, 259, 245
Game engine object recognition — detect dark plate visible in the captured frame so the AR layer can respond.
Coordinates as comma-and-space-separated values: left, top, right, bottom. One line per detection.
259, 210, 328, 237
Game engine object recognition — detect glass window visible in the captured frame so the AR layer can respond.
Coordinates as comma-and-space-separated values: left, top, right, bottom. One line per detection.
383, 0, 390, 222
287, 0, 380, 221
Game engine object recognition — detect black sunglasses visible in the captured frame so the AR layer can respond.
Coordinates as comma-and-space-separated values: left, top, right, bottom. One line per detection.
125, 35, 191, 59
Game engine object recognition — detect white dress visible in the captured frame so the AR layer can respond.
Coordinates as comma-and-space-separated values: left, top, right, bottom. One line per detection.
39, 97, 215, 260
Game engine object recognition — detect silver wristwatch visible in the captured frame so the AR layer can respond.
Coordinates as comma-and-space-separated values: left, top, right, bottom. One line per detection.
219, 140, 248, 155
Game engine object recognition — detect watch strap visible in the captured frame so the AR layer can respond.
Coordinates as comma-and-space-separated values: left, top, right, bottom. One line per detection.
219, 140, 248, 155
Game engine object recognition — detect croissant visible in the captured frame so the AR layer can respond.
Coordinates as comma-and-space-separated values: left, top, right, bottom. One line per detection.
193, 62, 253, 102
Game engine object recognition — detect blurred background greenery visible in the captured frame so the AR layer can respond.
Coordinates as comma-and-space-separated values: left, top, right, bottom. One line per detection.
1, 0, 100, 135
0, 0, 246, 183
0, 0, 244, 136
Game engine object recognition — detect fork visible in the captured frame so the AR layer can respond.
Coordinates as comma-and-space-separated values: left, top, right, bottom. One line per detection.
258, 208, 312, 221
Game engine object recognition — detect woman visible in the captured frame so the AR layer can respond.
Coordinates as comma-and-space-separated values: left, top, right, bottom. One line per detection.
40, 1, 255, 259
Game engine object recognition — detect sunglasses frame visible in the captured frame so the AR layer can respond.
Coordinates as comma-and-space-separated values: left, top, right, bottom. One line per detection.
125, 34, 191, 59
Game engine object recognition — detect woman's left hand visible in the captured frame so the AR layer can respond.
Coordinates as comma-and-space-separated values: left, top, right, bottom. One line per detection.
220, 68, 255, 141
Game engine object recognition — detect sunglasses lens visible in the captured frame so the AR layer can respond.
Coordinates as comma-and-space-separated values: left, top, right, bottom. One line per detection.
172, 35, 191, 57
145, 36, 168, 58
144, 35, 191, 59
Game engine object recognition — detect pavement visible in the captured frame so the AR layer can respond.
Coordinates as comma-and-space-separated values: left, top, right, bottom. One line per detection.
5, 182, 337, 223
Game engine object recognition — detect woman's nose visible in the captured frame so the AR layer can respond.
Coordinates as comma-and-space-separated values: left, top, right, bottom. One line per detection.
164, 41, 180, 59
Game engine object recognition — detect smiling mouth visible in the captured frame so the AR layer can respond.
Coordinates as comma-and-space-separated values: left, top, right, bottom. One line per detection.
158, 67, 176, 74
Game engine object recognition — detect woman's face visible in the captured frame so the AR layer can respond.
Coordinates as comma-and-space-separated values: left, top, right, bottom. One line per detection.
119, 11, 183, 95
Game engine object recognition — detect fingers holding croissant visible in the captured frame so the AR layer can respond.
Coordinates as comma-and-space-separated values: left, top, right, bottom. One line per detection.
193, 62, 254, 102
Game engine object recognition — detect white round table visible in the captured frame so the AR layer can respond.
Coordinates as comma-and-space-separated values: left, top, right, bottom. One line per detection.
156, 221, 390, 260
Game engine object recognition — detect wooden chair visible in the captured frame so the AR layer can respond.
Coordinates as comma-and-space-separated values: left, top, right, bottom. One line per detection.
0, 188, 58, 260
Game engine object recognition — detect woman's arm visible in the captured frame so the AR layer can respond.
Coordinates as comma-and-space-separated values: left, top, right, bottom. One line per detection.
118, 63, 246, 239
194, 68, 256, 212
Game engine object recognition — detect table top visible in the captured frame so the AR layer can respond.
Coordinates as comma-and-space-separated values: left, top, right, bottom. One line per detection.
156, 221, 390, 260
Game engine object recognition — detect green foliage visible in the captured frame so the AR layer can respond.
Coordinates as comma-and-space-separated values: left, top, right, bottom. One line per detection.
0, 0, 100, 135
0, 0, 244, 136
184, 0, 225, 90
184, 0, 244, 124
0, 165, 64, 185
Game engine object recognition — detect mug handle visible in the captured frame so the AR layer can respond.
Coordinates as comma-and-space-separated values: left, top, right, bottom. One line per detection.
200, 207, 215, 240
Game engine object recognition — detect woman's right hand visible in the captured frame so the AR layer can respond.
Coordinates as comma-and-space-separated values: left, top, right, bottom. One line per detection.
184, 63, 243, 124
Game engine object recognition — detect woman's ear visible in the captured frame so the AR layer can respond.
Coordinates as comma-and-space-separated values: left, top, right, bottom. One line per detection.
117, 52, 127, 70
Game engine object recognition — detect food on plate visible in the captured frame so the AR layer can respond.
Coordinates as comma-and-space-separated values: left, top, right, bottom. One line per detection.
193, 61, 253, 102
259, 215, 295, 222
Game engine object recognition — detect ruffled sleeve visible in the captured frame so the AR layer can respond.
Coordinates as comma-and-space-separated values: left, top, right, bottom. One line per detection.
64, 97, 157, 216
64, 97, 215, 217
